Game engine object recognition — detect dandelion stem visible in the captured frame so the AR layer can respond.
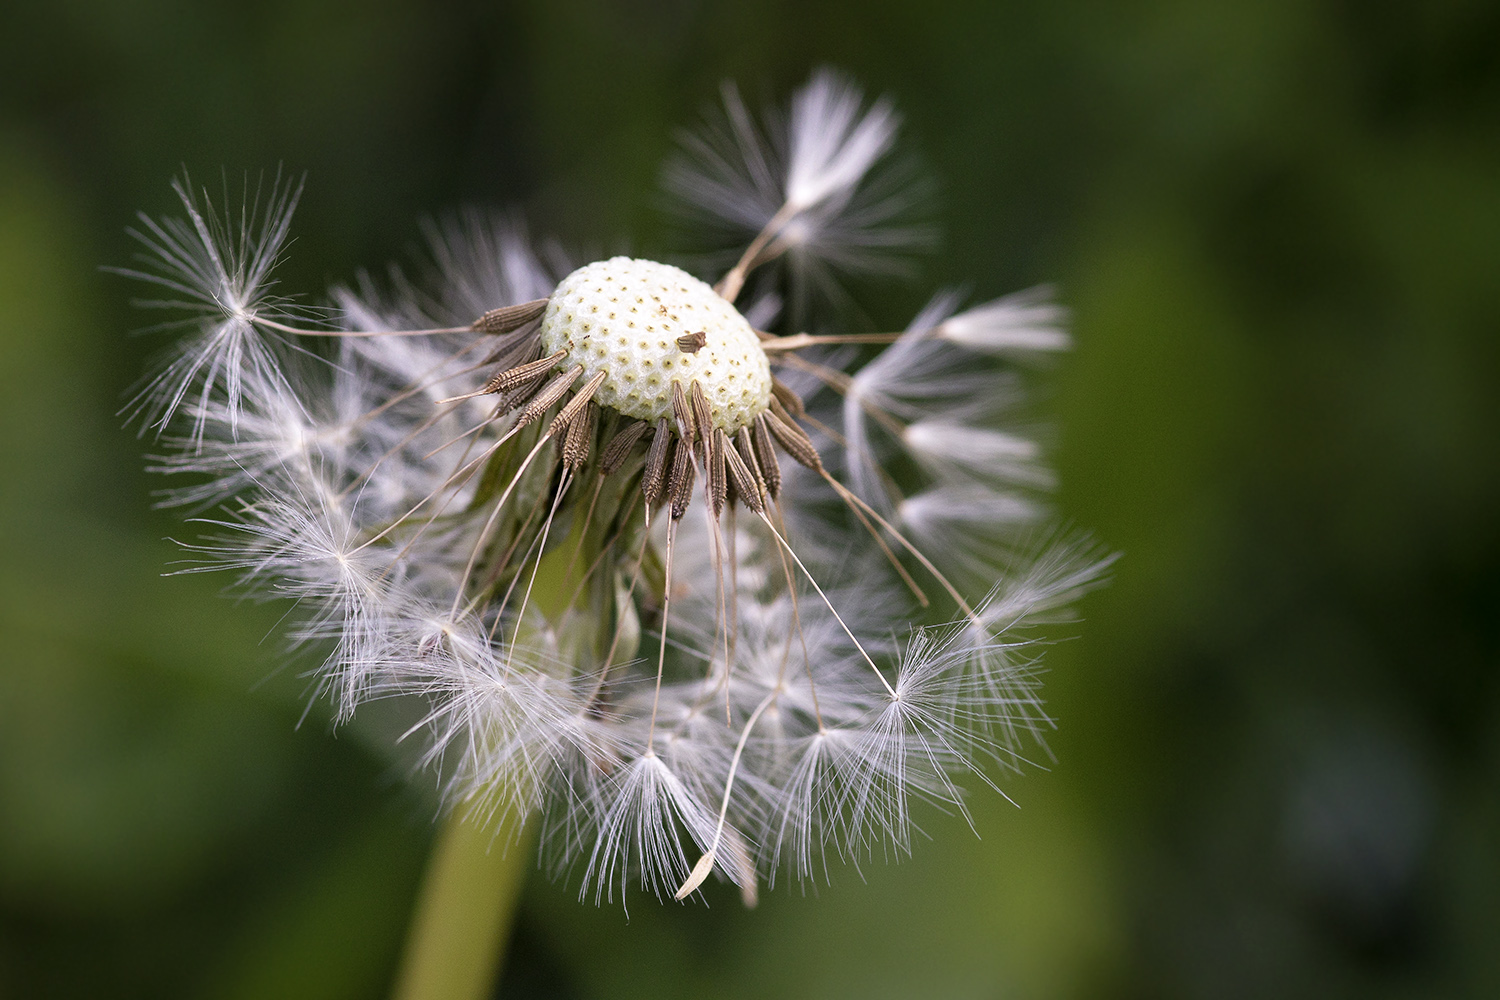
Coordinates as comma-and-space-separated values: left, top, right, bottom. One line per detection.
390, 805, 535, 1000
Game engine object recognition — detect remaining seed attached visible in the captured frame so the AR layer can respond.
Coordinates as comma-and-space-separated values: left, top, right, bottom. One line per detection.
752, 415, 783, 499
642, 419, 673, 509
482, 350, 566, 395
690, 382, 714, 449
722, 428, 763, 514
549, 370, 606, 438
764, 404, 822, 472
471, 297, 549, 333
707, 428, 728, 517
516, 365, 583, 427
672, 380, 697, 445
482, 334, 542, 370
560, 401, 596, 469
770, 377, 805, 418
600, 419, 649, 475
668, 434, 697, 520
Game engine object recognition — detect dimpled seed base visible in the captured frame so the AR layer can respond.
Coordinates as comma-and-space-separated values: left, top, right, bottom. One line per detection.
539, 257, 773, 432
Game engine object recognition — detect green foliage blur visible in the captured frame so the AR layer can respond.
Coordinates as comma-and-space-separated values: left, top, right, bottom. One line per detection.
2, 1, 1496, 997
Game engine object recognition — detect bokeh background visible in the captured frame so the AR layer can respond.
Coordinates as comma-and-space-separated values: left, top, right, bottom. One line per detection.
2, 1, 1497, 997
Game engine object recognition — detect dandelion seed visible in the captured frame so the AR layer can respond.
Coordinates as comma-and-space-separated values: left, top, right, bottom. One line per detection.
667, 68, 932, 320
114, 169, 313, 446
124, 69, 1112, 907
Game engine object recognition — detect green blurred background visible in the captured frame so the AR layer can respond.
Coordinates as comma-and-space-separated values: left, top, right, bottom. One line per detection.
2, 1, 1497, 997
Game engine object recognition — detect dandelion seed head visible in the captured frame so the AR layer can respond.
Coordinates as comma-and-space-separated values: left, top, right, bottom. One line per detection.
122, 69, 1115, 906
540, 257, 772, 431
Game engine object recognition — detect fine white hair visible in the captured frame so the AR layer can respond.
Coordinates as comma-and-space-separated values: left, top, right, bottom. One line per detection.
122, 71, 1112, 906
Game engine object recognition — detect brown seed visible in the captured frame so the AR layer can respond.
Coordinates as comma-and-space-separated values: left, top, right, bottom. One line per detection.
752, 415, 783, 499
600, 419, 649, 475
723, 428, 764, 514
471, 297, 549, 333
668, 434, 697, 521
484, 349, 567, 395
735, 427, 763, 488
765, 404, 823, 472
549, 369, 607, 439
690, 382, 713, 446
771, 377, 805, 418
482, 332, 541, 369
561, 400, 597, 470
671, 380, 696, 445
724, 467, 739, 510
495, 379, 539, 415
707, 428, 728, 518
642, 419, 673, 509
516, 365, 583, 427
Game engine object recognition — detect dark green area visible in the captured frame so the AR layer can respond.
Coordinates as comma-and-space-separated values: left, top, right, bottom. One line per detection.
2, 1, 1496, 996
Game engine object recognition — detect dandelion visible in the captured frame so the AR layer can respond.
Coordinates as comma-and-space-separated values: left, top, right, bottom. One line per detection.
123, 68, 1111, 994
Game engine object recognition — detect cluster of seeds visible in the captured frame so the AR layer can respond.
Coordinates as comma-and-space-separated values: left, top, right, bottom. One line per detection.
460, 256, 818, 524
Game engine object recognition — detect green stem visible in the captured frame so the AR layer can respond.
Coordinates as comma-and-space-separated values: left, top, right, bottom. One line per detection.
389, 442, 621, 1000
390, 805, 536, 1000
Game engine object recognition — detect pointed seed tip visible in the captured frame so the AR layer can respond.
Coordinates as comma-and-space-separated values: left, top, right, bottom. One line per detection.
675, 851, 717, 900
